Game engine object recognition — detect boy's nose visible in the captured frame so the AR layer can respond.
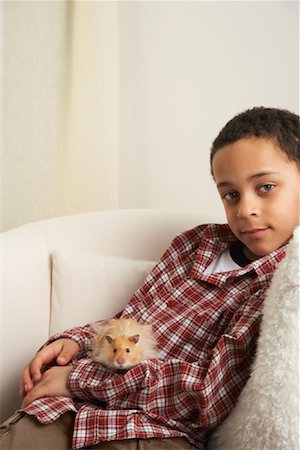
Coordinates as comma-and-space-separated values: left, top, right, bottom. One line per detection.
237, 196, 258, 219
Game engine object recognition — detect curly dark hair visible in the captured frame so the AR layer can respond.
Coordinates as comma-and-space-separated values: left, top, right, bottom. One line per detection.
210, 107, 300, 175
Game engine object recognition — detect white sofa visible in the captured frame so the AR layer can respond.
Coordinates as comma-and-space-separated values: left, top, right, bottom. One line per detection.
1, 209, 298, 449
1, 208, 224, 423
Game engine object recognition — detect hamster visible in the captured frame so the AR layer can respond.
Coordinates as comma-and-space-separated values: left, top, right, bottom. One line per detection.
92, 318, 159, 370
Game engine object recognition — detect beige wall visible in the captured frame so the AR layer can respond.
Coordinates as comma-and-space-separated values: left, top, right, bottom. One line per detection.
2, 1, 120, 231
2, 1, 68, 230
2, 1, 299, 231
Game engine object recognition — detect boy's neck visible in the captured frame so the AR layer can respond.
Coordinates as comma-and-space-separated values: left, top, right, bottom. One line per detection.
243, 245, 261, 262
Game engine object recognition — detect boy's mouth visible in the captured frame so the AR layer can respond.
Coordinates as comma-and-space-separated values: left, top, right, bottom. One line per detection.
241, 228, 268, 238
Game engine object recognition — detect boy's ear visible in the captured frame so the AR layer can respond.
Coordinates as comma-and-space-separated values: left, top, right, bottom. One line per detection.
129, 334, 140, 344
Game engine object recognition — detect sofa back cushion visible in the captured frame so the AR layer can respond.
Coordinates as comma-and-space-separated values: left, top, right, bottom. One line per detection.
50, 250, 156, 335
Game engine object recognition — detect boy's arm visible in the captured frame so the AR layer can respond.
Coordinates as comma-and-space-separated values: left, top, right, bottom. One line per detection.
44, 230, 190, 357
45, 322, 99, 360
21, 229, 201, 397
68, 317, 260, 430
21, 233, 185, 396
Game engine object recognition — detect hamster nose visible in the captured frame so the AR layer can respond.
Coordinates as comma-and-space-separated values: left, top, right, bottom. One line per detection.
117, 357, 125, 366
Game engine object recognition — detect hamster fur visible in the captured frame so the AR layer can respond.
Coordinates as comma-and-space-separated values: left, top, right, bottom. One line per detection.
92, 318, 159, 370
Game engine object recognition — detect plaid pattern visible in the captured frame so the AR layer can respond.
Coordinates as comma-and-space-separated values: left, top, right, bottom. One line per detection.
23, 224, 287, 449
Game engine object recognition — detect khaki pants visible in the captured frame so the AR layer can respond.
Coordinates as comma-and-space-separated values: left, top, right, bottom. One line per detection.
0, 411, 198, 450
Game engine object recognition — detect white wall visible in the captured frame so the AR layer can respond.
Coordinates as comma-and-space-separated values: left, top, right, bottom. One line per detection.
118, 1, 299, 219
2, 1, 299, 230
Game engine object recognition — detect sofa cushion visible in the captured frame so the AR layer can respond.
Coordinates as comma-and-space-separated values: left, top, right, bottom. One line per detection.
50, 250, 156, 335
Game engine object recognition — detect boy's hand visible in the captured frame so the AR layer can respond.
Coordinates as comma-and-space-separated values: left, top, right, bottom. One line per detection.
20, 338, 80, 397
21, 365, 73, 408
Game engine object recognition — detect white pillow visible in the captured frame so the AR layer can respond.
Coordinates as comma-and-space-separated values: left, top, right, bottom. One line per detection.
209, 226, 300, 450
50, 250, 156, 335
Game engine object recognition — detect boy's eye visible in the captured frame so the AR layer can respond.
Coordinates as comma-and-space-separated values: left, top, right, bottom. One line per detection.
222, 191, 239, 201
113, 348, 117, 353
126, 348, 130, 353
259, 183, 275, 193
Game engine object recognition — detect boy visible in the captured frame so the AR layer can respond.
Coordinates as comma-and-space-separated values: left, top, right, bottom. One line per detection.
1, 107, 299, 450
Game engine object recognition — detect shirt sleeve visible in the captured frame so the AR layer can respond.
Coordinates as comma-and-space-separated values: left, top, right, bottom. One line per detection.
68, 318, 260, 429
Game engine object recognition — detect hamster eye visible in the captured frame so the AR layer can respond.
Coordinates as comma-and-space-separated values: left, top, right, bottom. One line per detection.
126, 348, 130, 353
113, 348, 117, 353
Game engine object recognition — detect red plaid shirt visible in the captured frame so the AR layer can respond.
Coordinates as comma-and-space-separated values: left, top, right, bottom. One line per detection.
23, 224, 287, 449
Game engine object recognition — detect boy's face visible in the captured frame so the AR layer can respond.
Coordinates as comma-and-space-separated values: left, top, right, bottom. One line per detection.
212, 137, 300, 260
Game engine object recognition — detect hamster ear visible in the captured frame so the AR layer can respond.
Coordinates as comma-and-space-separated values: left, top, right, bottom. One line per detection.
129, 334, 140, 344
105, 335, 113, 344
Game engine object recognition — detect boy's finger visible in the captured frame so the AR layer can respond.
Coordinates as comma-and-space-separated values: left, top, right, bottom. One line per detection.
56, 351, 71, 365
19, 384, 27, 397
20, 341, 66, 396
22, 385, 42, 408
30, 346, 60, 380
20, 366, 34, 395
56, 340, 79, 365
30, 356, 44, 382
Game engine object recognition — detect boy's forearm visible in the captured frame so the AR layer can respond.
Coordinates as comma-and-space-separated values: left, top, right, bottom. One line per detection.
45, 322, 98, 358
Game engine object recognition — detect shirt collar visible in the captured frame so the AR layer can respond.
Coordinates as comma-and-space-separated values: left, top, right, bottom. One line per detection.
190, 223, 288, 285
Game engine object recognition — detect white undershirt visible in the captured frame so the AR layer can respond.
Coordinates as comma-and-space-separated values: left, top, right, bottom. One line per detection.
204, 248, 241, 274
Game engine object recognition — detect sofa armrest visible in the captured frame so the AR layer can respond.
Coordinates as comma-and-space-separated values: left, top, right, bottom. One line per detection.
1, 224, 51, 422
